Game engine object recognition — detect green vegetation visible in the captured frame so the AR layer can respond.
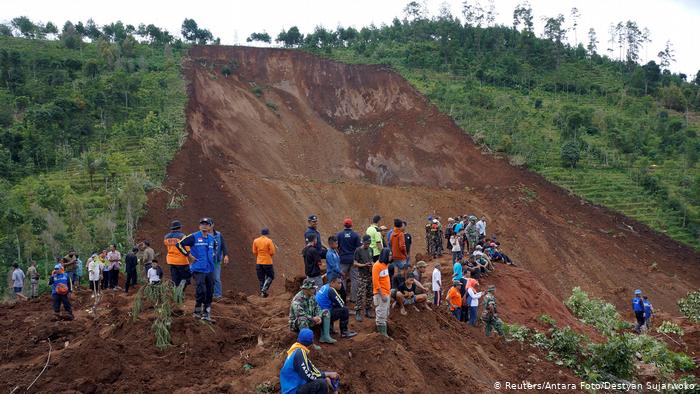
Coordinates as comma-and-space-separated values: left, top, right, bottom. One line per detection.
270, 3, 700, 248
656, 321, 685, 336
132, 281, 185, 349
678, 290, 700, 322
506, 288, 695, 383
0, 18, 195, 294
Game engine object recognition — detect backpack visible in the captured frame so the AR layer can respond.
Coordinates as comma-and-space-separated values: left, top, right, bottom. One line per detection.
55, 283, 69, 295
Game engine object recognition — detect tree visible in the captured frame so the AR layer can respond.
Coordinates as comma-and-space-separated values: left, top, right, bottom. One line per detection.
0, 24, 12, 37
11, 17, 37, 39
624, 21, 645, 64
60, 21, 83, 49
181, 18, 200, 43
513, 2, 534, 33
463, 1, 485, 27
587, 28, 598, 56
119, 172, 147, 246
658, 40, 675, 69
543, 14, 566, 44
570, 7, 580, 46
246, 32, 271, 43
43, 22, 58, 38
404, 1, 426, 21
485, 0, 497, 26
276, 26, 303, 47
85, 18, 102, 40
561, 140, 581, 168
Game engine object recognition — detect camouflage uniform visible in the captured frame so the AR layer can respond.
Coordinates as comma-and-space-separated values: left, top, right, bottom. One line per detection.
465, 218, 478, 252
288, 290, 324, 331
481, 292, 504, 337
354, 267, 373, 312
425, 223, 432, 255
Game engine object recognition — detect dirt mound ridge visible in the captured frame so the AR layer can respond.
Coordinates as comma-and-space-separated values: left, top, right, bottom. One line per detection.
140, 46, 699, 314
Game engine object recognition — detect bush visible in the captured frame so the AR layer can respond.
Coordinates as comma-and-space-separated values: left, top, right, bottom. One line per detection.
588, 334, 635, 379
503, 323, 531, 343
678, 291, 700, 322
560, 140, 581, 168
656, 321, 685, 336
565, 287, 630, 336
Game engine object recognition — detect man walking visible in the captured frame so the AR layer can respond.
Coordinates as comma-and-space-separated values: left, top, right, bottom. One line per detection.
252, 228, 276, 297
177, 217, 217, 322
353, 235, 374, 321
49, 263, 73, 320
211, 220, 229, 299
303, 234, 323, 289
632, 289, 645, 333
482, 285, 504, 337
366, 215, 383, 262
124, 247, 139, 293
164, 220, 191, 289
337, 217, 361, 302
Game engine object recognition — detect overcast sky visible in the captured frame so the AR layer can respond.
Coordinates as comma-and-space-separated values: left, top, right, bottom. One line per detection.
2, 0, 698, 76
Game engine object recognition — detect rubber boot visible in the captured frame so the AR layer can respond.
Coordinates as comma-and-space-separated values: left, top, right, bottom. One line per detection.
193, 305, 202, 319
355, 310, 363, 322
262, 277, 272, 295
201, 306, 216, 323
319, 315, 336, 344
377, 324, 391, 339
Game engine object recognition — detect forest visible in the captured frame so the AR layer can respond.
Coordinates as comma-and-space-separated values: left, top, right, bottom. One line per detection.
1, 1, 699, 293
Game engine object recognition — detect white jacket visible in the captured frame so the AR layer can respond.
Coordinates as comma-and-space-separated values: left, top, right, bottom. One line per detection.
450, 236, 461, 252
467, 287, 483, 307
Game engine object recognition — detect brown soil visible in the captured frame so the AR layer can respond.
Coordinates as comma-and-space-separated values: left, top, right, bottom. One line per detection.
3, 46, 699, 393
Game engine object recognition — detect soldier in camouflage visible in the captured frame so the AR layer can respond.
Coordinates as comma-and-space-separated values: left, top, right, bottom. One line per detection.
481, 285, 504, 337
465, 215, 479, 253
289, 278, 327, 332
353, 235, 375, 321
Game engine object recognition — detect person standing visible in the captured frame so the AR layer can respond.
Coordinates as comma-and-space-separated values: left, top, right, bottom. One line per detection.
447, 280, 463, 320
365, 215, 383, 262
74, 254, 84, 290
336, 217, 361, 302
177, 217, 217, 322
302, 234, 323, 289
164, 220, 191, 289
325, 236, 343, 298
304, 215, 325, 258
403, 221, 413, 267
48, 263, 73, 320
142, 241, 155, 273
643, 296, 654, 331
352, 235, 374, 321
450, 233, 462, 265
27, 261, 40, 299
467, 281, 483, 326
482, 285, 504, 337
11, 263, 27, 301
147, 260, 163, 284
279, 328, 340, 394
390, 219, 407, 278
63, 250, 77, 288
372, 247, 392, 338
252, 228, 276, 297
465, 216, 478, 253
632, 289, 645, 333
211, 220, 230, 299
87, 253, 102, 298
107, 244, 122, 290
432, 262, 442, 307
99, 250, 110, 290
124, 247, 139, 293
476, 216, 487, 240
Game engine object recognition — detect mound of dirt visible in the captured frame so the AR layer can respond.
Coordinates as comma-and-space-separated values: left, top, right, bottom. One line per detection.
140, 45, 699, 315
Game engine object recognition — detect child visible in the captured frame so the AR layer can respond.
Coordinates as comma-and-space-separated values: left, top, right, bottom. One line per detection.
147, 259, 163, 285
87, 253, 103, 298
643, 296, 654, 331
431, 262, 442, 306
48, 263, 73, 320
446, 280, 462, 320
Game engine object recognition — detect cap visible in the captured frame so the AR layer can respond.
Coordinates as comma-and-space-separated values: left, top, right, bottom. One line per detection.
453, 280, 462, 286
475, 245, 483, 250
432, 219, 438, 223
416, 261, 427, 268
308, 215, 318, 222
199, 217, 213, 225
298, 328, 314, 346
634, 289, 642, 295
487, 285, 495, 292
169, 220, 182, 230
54, 263, 63, 270
261, 228, 270, 235
343, 217, 353, 227
301, 279, 316, 289
362, 235, 371, 243
427, 215, 433, 221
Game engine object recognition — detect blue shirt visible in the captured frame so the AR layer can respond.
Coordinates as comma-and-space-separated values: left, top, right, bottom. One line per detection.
453, 262, 463, 281
280, 345, 325, 394
336, 228, 361, 265
632, 296, 644, 313
643, 300, 652, 318
177, 231, 216, 273
454, 223, 464, 234
325, 249, 341, 280
315, 283, 345, 310
48, 272, 71, 295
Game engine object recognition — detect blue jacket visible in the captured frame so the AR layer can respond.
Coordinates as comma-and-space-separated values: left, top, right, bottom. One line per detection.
454, 223, 464, 234
316, 284, 345, 310
325, 249, 341, 280
643, 300, 652, 318
177, 231, 216, 273
213, 230, 228, 265
336, 229, 361, 265
48, 272, 71, 295
632, 296, 644, 313
453, 262, 463, 281
280, 344, 325, 394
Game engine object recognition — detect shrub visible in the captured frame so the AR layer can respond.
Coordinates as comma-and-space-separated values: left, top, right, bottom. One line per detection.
565, 287, 630, 336
503, 323, 531, 343
560, 140, 581, 168
587, 334, 635, 379
251, 85, 263, 97
656, 321, 685, 336
538, 314, 556, 326
678, 291, 700, 322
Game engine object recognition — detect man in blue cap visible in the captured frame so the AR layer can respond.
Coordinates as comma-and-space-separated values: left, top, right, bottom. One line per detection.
177, 217, 217, 322
280, 328, 339, 394
304, 215, 326, 258
49, 263, 73, 320
632, 289, 645, 333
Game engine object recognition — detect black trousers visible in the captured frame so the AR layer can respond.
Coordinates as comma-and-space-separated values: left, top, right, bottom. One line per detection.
170, 265, 192, 288
297, 379, 328, 394
124, 270, 137, 292
109, 268, 119, 288
330, 307, 349, 331
102, 271, 110, 289
255, 264, 275, 291
52, 294, 72, 314
193, 271, 215, 309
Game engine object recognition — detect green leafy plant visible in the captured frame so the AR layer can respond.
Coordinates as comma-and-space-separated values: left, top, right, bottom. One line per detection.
503, 323, 531, 343
656, 321, 685, 336
565, 287, 630, 335
678, 291, 700, 322
538, 314, 556, 326
132, 281, 184, 349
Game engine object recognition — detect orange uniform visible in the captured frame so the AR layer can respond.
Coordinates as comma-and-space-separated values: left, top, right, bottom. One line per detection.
447, 286, 462, 311
164, 231, 189, 265
372, 262, 391, 296
252, 236, 276, 265
390, 227, 407, 261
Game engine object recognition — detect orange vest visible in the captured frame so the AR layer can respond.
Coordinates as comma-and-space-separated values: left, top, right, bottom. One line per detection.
252, 236, 276, 265
164, 234, 189, 265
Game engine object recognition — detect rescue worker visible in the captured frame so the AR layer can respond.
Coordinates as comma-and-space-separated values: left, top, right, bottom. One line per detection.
482, 285, 504, 337
353, 235, 374, 321
164, 220, 191, 289
252, 228, 276, 297
372, 247, 392, 338
211, 220, 230, 299
289, 278, 325, 332
337, 217, 361, 301
304, 215, 326, 258
366, 215, 383, 262
465, 215, 479, 253
176, 217, 217, 322
279, 328, 340, 394
315, 275, 358, 343
49, 263, 73, 320
632, 289, 645, 333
